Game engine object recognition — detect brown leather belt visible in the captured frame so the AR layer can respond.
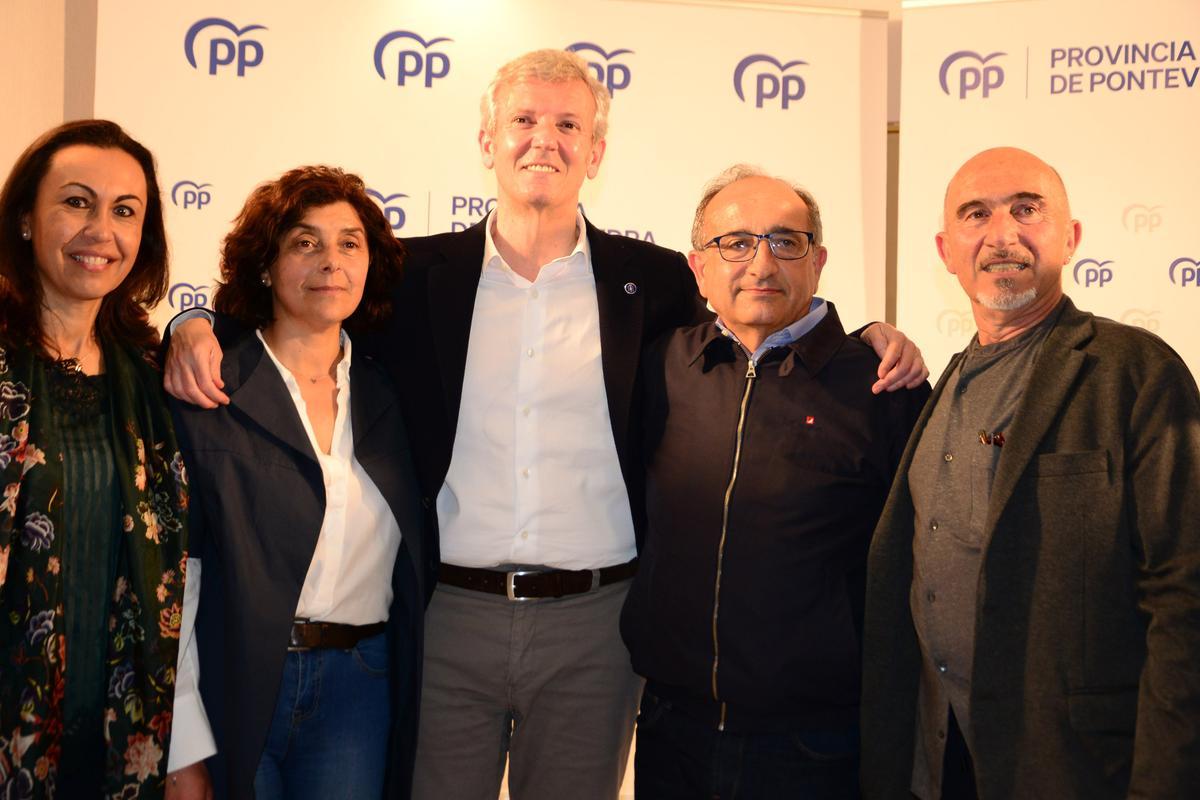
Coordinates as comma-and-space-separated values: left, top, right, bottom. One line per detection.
438, 559, 638, 601
287, 620, 386, 651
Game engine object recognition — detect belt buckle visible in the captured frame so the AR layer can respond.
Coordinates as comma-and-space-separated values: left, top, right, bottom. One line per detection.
288, 620, 311, 652
506, 570, 536, 602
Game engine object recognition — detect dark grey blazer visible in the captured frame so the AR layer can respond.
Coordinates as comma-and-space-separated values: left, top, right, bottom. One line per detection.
171, 332, 427, 800
860, 298, 1200, 799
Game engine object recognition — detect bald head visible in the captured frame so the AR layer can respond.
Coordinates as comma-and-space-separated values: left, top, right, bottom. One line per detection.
943, 147, 1070, 229
935, 146, 1082, 336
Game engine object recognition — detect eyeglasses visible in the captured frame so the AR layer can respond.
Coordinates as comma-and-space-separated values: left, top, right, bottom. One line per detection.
702, 230, 814, 262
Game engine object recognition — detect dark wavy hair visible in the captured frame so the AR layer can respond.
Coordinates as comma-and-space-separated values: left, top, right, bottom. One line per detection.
0, 119, 168, 354
214, 166, 404, 332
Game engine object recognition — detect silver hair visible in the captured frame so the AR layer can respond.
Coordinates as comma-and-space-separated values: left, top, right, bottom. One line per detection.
480, 49, 611, 144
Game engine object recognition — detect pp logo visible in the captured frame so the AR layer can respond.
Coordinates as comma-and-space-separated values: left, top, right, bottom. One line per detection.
939, 50, 1005, 99
1168, 257, 1200, 287
566, 42, 633, 95
1072, 258, 1114, 288
374, 31, 452, 87
184, 18, 266, 77
171, 181, 212, 210
936, 309, 975, 337
368, 190, 408, 231
169, 282, 210, 312
734, 54, 808, 109
1120, 309, 1161, 332
1122, 204, 1163, 234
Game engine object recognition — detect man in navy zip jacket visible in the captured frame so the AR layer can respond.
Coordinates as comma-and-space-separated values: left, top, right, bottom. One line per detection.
621, 165, 929, 799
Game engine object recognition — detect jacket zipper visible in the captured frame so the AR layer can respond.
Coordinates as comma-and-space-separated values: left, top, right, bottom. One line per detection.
711, 358, 757, 731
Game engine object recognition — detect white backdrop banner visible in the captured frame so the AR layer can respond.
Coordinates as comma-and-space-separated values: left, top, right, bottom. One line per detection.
89, 0, 888, 333
896, 0, 1199, 379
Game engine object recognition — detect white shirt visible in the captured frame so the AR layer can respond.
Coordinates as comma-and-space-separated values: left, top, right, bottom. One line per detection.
256, 329, 403, 624
169, 328, 404, 769
436, 210, 637, 570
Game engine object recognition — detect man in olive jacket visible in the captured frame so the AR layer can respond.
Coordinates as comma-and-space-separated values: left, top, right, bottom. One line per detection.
861, 147, 1200, 799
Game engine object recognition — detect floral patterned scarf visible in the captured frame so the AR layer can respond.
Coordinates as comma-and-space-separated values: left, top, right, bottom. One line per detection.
0, 340, 189, 799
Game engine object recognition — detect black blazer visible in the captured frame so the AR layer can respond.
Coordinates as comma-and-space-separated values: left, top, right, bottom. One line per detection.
171, 333, 428, 800
375, 218, 706, 553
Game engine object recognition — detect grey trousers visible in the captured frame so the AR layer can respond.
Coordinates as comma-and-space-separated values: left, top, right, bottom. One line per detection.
411, 579, 642, 800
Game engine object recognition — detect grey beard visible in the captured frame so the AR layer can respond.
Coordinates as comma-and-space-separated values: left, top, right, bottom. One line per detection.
977, 279, 1037, 311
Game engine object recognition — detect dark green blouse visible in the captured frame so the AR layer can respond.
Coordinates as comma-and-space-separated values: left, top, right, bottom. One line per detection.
54, 373, 121, 790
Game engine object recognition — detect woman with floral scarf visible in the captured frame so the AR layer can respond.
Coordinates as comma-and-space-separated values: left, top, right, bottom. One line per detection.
0, 121, 203, 798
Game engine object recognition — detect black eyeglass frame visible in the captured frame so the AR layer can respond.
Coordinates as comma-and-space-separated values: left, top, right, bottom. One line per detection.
702, 230, 816, 262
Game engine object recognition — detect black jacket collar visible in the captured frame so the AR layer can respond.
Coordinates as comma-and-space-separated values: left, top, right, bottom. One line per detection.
687, 301, 848, 377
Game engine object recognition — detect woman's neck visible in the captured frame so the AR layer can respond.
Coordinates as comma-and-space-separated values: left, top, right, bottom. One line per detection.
40, 303, 103, 374
261, 322, 344, 385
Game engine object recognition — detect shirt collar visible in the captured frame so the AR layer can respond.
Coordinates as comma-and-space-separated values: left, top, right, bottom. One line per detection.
688, 300, 846, 378
481, 208, 592, 284
714, 297, 828, 363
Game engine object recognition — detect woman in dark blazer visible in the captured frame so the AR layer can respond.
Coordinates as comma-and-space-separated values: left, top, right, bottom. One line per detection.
170, 166, 428, 800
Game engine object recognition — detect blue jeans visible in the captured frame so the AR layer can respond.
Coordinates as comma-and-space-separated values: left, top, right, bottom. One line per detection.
253, 632, 391, 800
634, 690, 860, 799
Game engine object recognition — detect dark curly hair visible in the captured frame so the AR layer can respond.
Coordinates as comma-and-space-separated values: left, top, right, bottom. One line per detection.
0, 119, 169, 354
213, 166, 404, 332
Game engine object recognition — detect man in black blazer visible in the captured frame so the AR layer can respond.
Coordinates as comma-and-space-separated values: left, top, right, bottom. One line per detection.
167, 48, 925, 800
352, 50, 703, 800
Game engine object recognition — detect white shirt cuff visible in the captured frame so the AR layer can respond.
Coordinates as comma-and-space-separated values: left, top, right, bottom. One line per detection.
168, 557, 217, 771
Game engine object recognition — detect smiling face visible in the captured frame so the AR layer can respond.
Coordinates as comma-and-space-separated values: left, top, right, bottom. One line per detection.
479, 78, 606, 214
266, 201, 369, 334
688, 176, 828, 353
937, 148, 1080, 323
23, 145, 147, 320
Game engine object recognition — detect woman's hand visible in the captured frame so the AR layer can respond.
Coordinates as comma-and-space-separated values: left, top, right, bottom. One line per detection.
166, 760, 212, 800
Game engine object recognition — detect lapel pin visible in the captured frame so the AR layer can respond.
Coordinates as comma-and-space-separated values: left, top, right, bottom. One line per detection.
805, 415, 815, 425
624, 282, 638, 295
978, 429, 1005, 447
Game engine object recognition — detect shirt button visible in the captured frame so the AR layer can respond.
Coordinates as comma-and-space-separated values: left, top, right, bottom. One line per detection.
522, 406, 531, 417
944, 453, 954, 462
926, 590, 936, 603
526, 348, 535, 358
937, 662, 948, 674
531, 289, 539, 299
520, 530, 529, 540
937, 729, 947, 741
521, 468, 530, 479
930, 520, 939, 532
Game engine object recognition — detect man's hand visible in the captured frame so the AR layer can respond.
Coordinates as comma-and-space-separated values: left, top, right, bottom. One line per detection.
860, 322, 929, 394
164, 318, 229, 407
166, 761, 212, 800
